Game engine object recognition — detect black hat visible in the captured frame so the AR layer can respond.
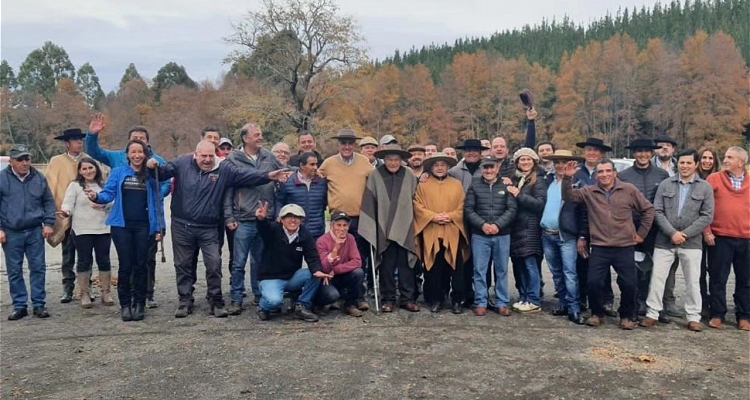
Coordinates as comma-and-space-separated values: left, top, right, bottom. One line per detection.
654, 135, 677, 146
575, 137, 613, 152
54, 128, 86, 141
8, 144, 32, 159
331, 128, 362, 141
330, 210, 350, 223
374, 144, 412, 160
625, 138, 661, 150
479, 156, 499, 167
455, 139, 490, 151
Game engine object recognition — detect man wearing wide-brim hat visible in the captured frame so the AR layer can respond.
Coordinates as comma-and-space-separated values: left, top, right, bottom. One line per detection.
47, 128, 93, 303
619, 138, 670, 319
652, 135, 678, 177
540, 149, 589, 325
414, 153, 470, 313
573, 137, 617, 316
359, 144, 420, 312
318, 128, 374, 310
407, 144, 427, 177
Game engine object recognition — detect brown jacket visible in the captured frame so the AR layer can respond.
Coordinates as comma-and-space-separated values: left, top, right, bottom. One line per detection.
562, 177, 655, 248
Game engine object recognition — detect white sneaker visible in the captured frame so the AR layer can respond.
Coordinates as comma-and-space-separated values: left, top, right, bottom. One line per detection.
517, 302, 541, 313
512, 301, 524, 310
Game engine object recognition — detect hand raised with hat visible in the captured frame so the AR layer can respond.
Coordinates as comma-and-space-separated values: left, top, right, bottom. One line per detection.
89, 113, 105, 135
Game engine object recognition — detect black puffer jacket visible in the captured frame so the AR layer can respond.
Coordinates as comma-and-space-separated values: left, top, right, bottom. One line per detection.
464, 177, 517, 236
618, 164, 669, 251
509, 174, 547, 258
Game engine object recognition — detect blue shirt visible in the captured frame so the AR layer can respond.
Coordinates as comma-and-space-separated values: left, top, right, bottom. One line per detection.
540, 178, 563, 230
677, 175, 696, 217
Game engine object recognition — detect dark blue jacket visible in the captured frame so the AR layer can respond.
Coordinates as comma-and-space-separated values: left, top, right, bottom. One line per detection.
0, 166, 56, 231
155, 155, 271, 228
464, 177, 518, 236
257, 220, 322, 281
95, 165, 164, 236
85, 132, 171, 198
275, 173, 328, 238
544, 174, 588, 241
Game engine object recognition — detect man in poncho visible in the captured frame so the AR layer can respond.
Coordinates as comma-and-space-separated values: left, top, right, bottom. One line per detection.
414, 153, 469, 314
359, 144, 420, 313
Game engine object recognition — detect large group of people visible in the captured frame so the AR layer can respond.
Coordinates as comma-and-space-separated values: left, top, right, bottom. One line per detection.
1, 110, 748, 333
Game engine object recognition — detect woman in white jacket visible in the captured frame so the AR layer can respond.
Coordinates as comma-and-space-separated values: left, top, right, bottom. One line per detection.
59, 157, 113, 308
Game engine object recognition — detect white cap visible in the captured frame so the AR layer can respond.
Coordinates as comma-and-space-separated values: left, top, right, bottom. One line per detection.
279, 204, 305, 218
379, 134, 397, 146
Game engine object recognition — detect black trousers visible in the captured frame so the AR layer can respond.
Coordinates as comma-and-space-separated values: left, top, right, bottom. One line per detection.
577, 253, 615, 308
72, 232, 111, 273
348, 217, 372, 292
709, 236, 750, 322
146, 236, 158, 298
700, 243, 712, 307
111, 224, 150, 308
61, 228, 76, 290
315, 268, 365, 308
588, 246, 637, 320
379, 242, 417, 304
173, 222, 223, 307
424, 244, 465, 305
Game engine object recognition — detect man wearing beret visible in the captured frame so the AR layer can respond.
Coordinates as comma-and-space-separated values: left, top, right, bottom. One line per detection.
1, 145, 56, 320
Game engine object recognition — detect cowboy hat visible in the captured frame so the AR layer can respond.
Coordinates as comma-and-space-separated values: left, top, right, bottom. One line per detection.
575, 137, 612, 152
331, 128, 362, 141
653, 135, 677, 146
545, 149, 585, 162
54, 128, 86, 141
624, 138, 661, 150
407, 144, 426, 153
455, 139, 490, 151
374, 144, 412, 160
423, 152, 458, 171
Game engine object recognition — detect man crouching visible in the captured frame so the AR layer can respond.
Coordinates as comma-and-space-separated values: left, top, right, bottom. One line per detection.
315, 211, 366, 317
256, 202, 326, 322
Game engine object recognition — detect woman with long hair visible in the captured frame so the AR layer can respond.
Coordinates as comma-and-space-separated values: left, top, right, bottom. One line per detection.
697, 148, 719, 180
59, 157, 113, 309
505, 148, 548, 313
84, 140, 164, 322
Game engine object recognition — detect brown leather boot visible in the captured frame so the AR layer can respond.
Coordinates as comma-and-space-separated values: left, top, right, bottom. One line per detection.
99, 272, 115, 306
78, 272, 92, 309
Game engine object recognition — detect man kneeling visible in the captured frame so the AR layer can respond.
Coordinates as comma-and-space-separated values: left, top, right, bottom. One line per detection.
315, 211, 366, 317
256, 203, 325, 322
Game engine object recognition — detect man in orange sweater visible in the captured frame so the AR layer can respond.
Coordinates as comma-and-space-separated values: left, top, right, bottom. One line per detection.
704, 146, 750, 331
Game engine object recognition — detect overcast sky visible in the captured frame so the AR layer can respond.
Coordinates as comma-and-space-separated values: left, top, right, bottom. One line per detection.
1, 0, 660, 92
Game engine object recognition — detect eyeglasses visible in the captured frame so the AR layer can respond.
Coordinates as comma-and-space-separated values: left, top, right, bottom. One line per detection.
273, 150, 291, 155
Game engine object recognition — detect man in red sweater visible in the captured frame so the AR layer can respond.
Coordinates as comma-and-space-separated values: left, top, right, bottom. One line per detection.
315, 211, 365, 317
704, 146, 750, 331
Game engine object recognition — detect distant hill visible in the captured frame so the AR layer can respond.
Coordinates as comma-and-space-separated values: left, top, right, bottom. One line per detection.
381, 0, 749, 80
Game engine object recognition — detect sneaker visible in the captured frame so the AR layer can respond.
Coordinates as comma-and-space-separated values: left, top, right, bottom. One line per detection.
294, 304, 319, 322
227, 303, 243, 315
211, 304, 228, 318
257, 309, 271, 321
174, 305, 193, 318
511, 301, 524, 310
516, 302, 541, 313
146, 298, 159, 309
346, 305, 363, 317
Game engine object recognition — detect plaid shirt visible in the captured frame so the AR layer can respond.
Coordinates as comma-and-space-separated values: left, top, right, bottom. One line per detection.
729, 171, 746, 191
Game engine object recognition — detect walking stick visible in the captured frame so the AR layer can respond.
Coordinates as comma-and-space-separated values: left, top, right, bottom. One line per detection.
154, 165, 166, 263
370, 245, 380, 313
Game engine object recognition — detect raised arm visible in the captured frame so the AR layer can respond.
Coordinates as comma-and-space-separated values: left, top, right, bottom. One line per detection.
85, 114, 118, 167
524, 108, 537, 149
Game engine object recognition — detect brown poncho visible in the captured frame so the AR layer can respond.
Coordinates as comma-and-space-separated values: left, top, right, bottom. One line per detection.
413, 176, 469, 270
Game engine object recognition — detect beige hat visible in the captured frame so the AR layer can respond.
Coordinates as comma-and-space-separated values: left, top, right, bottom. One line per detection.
545, 149, 584, 162
279, 204, 306, 218
512, 147, 540, 163
423, 152, 458, 171
359, 136, 378, 147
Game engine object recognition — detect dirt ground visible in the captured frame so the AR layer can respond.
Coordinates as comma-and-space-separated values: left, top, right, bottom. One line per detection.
1, 220, 749, 399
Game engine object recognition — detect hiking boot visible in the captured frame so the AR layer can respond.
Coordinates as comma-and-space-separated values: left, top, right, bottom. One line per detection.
639, 317, 658, 327
619, 318, 637, 330
346, 305, 363, 317
294, 304, 319, 322
227, 303, 243, 315
257, 309, 271, 321
174, 305, 193, 318
586, 315, 603, 327
211, 304, 228, 318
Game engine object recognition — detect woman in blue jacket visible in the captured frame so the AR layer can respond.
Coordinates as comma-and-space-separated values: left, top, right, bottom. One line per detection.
85, 140, 164, 322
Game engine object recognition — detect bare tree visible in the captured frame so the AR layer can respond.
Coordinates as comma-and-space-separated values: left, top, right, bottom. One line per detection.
224, 0, 366, 132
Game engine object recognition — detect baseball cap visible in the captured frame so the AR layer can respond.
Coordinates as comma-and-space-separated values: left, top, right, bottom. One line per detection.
9, 144, 32, 159
480, 156, 499, 167
279, 204, 306, 218
219, 138, 233, 148
379, 134, 397, 146
330, 210, 350, 222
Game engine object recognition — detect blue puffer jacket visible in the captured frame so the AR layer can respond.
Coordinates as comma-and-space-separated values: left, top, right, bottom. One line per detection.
275, 173, 328, 238
95, 165, 164, 236
0, 166, 56, 231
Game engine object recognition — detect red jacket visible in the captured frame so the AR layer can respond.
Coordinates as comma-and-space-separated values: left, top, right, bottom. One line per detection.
706, 171, 750, 239
316, 232, 362, 275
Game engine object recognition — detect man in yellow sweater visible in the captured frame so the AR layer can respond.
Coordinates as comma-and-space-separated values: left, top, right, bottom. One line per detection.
46, 128, 90, 303
318, 128, 373, 310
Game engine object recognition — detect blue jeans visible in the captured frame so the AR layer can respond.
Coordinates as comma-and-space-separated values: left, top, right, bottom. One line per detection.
472, 234, 510, 308
259, 269, 322, 311
231, 221, 264, 303
518, 256, 541, 306
542, 233, 580, 314
3, 227, 47, 310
